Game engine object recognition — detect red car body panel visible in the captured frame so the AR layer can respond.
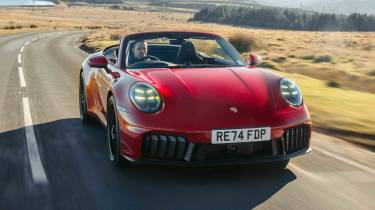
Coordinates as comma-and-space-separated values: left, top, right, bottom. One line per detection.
81, 32, 312, 164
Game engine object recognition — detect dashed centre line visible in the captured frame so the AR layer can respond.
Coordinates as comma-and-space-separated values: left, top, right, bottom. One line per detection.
18, 67, 26, 88
18, 34, 49, 184
22, 97, 48, 184
18, 53, 22, 65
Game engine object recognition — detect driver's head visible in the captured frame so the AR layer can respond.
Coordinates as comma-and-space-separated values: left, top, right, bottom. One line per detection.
132, 40, 147, 59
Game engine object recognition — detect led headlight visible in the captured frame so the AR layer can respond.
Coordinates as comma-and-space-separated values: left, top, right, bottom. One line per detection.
129, 82, 162, 113
279, 78, 303, 107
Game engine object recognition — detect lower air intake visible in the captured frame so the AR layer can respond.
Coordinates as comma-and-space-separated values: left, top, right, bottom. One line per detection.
283, 125, 310, 154
142, 134, 188, 160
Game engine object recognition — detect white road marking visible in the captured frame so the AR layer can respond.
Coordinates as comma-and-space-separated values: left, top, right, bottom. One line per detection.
22, 97, 48, 184
289, 163, 325, 181
17, 34, 49, 184
289, 163, 374, 183
18, 67, 26, 88
18, 53, 22, 64
313, 146, 375, 175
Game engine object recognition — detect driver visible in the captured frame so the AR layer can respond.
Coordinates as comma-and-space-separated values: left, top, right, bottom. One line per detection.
132, 40, 148, 62
128, 40, 158, 65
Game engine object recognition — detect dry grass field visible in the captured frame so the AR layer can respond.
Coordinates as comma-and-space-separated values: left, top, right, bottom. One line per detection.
3, 6, 375, 147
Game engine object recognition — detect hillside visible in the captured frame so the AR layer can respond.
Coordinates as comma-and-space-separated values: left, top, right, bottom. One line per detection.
257, 0, 375, 15
59, 0, 122, 4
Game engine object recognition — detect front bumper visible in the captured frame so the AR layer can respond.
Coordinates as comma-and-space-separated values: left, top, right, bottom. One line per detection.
117, 108, 312, 165
123, 147, 311, 166
119, 124, 311, 166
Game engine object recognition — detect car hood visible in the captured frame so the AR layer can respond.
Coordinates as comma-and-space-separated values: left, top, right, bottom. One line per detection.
133, 67, 285, 130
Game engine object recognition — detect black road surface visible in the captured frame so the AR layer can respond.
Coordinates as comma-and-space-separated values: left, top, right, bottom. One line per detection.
0, 31, 374, 210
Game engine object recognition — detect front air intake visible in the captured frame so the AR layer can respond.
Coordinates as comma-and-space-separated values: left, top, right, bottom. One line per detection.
142, 134, 188, 160
283, 125, 310, 154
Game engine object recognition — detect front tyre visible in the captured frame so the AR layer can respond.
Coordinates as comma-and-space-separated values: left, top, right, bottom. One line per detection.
79, 75, 93, 124
107, 96, 124, 167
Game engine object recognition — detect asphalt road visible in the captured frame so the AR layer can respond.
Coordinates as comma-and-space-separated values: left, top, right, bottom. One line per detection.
0, 31, 374, 210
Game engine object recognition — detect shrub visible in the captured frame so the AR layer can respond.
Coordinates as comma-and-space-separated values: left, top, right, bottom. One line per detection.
259, 61, 280, 71
272, 56, 287, 63
109, 33, 120, 40
87, 26, 102, 29
123, 6, 134, 11
228, 33, 257, 53
110, 5, 121, 10
362, 45, 373, 51
301, 55, 315, 60
327, 81, 340, 88
313, 55, 333, 63
4, 25, 15, 30
29, 24, 37, 28
368, 70, 375, 77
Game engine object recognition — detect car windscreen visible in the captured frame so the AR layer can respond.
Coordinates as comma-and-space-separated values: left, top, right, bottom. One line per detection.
124, 35, 247, 69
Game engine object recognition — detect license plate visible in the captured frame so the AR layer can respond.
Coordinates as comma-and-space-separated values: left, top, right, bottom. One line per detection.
211, 127, 271, 144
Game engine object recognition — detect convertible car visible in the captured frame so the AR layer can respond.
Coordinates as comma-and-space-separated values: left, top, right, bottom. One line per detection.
79, 31, 311, 168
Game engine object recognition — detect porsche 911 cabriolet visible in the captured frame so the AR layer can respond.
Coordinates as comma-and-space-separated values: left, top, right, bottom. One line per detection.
79, 31, 311, 168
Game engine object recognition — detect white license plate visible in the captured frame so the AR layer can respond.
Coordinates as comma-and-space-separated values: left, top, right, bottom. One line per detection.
211, 127, 271, 144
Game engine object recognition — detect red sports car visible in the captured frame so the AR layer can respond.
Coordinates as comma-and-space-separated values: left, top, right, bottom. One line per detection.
79, 31, 311, 168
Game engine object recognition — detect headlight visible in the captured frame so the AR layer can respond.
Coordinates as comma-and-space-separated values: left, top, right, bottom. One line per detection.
129, 82, 162, 113
279, 78, 303, 107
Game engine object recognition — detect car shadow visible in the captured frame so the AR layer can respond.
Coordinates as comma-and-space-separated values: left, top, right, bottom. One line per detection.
0, 118, 297, 210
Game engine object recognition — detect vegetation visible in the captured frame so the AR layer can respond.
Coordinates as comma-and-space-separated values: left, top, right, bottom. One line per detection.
228, 33, 257, 53
62, 0, 123, 4
193, 5, 375, 31
285, 72, 375, 146
313, 55, 333, 63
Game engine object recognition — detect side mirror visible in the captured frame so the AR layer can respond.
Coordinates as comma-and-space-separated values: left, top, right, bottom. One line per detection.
88, 55, 108, 68
247, 54, 262, 67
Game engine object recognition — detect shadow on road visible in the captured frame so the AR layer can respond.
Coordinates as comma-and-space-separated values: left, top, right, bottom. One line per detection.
0, 118, 297, 210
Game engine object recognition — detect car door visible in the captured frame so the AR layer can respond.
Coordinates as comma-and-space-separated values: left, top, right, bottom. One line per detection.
95, 62, 119, 124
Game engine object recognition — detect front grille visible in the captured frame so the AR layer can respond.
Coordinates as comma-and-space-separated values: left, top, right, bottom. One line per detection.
283, 125, 310, 154
142, 134, 190, 160
142, 125, 310, 163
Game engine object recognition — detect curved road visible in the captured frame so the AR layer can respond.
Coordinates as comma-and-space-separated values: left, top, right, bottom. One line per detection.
0, 31, 374, 210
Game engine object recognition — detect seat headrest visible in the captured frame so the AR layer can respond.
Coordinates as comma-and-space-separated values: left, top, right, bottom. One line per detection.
180, 41, 197, 54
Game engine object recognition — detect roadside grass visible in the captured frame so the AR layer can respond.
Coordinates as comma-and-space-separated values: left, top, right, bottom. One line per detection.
281, 72, 375, 147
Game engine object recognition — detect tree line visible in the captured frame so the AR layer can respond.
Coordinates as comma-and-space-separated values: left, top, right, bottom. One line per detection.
58, 0, 123, 4
193, 5, 375, 31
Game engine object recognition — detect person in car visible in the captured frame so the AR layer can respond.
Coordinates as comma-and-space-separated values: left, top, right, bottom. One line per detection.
128, 40, 159, 65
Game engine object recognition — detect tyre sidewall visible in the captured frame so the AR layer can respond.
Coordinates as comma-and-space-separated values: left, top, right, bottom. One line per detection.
107, 96, 121, 166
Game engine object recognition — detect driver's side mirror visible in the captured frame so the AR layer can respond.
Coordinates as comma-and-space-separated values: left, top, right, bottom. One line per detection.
247, 54, 262, 67
88, 55, 108, 68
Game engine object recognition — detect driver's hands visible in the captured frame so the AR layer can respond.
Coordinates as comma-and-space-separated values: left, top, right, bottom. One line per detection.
140, 55, 160, 61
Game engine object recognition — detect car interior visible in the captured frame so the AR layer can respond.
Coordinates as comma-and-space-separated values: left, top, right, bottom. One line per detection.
103, 38, 243, 69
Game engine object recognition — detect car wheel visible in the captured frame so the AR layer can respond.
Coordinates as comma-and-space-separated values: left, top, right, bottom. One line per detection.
107, 96, 124, 167
79, 75, 93, 124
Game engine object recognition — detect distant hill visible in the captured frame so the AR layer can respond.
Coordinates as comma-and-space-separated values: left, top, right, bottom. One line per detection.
193, 5, 375, 31
58, 0, 123, 4
307, 0, 375, 15
257, 0, 375, 15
